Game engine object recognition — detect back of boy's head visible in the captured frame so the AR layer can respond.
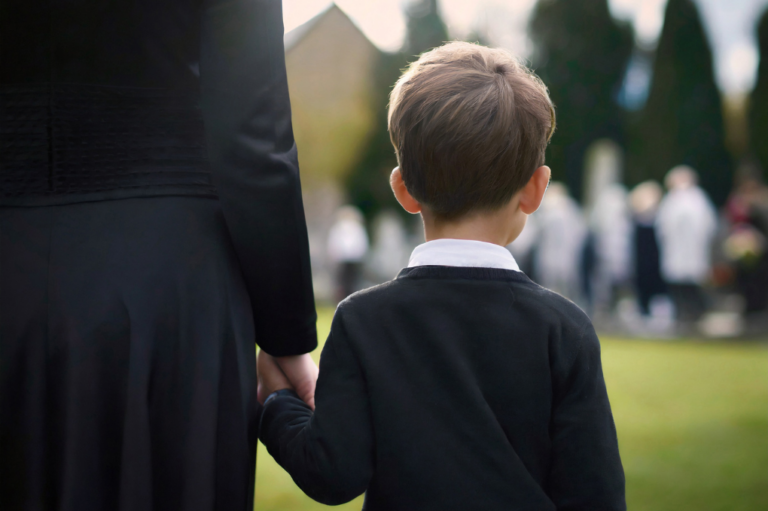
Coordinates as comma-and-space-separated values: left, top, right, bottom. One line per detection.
388, 41, 555, 220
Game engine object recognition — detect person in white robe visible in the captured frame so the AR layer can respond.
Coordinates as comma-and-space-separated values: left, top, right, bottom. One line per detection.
366, 210, 412, 283
534, 182, 588, 303
655, 166, 718, 322
506, 212, 539, 277
589, 183, 632, 313
327, 206, 370, 300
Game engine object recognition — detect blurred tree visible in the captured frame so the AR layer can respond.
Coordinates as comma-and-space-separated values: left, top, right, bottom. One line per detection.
403, 0, 449, 57
465, 29, 491, 48
344, 51, 406, 221
345, 0, 449, 221
750, 9, 768, 177
626, 0, 731, 204
529, 0, 632, 201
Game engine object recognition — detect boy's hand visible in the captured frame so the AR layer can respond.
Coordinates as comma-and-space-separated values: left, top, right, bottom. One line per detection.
274, 353, 319, 410
257, 351, 293, 405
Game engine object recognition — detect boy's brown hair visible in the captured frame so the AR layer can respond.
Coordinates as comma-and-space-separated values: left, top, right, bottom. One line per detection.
388, 41, 555, 220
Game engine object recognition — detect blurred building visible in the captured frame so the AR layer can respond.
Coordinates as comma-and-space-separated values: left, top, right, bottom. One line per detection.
285, 4, 379, 187
284, 4, 382, 300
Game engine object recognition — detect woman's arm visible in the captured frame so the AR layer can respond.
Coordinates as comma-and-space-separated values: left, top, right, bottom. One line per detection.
199, 0, 317, 357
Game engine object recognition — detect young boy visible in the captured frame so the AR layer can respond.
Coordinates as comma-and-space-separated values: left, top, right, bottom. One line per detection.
257, 42, 625, 511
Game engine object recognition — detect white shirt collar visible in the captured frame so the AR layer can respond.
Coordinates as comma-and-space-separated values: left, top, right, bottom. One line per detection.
408, 239, 520, 271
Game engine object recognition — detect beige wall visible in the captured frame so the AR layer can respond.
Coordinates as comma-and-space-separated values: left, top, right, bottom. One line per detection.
285, 7, 380, 191
285, 8, 382, 300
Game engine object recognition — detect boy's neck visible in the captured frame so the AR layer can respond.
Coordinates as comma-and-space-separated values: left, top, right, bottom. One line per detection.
421, 203, 524, 247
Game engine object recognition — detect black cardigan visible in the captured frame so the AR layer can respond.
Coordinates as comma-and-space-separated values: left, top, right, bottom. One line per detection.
260, 266, 625, 511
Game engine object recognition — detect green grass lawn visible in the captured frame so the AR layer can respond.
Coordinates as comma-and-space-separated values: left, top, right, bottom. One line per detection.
255, 307, 768, 511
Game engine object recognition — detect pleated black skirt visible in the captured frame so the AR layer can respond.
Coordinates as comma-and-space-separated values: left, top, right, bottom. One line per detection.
0, 196, 259, 511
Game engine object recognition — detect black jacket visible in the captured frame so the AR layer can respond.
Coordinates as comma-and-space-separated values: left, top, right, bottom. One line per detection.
261, 266, 626, 511
0, 0, 316, 354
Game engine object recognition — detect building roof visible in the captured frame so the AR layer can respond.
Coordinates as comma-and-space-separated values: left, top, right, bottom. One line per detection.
284, 3, 376, 52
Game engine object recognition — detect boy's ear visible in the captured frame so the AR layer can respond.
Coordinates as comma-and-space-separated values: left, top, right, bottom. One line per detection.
390, 167, 422, 214
519, 165, 551, 215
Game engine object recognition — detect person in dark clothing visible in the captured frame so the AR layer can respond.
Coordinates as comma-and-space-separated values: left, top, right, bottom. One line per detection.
634, 224, 667, 314
629, 181, 667, 316
257, 42, 625, 511
0, 1, 319, 509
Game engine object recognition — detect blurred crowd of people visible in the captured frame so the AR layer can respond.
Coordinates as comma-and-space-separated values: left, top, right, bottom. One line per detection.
511, 165, 768, 336
324, 165, 768, 337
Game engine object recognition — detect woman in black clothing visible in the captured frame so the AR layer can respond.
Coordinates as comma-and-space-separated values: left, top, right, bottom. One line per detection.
0, 1, 317, 509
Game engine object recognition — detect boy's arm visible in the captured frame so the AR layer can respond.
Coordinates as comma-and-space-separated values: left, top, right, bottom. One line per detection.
259, 311, 374, 506
548, 322, 626, 511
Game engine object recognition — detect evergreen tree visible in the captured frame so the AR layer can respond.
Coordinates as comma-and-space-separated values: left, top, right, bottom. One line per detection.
627, 0, 731, 204
750, 9, 768, 176
404, 0, 449, 57
346, 0, 449, 221
529, 0, 632, 200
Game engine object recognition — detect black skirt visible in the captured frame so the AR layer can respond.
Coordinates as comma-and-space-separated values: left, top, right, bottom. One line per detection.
0, 196, 259, 511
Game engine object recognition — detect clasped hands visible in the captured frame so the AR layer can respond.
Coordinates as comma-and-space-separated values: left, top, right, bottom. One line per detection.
258, 352, 319, 409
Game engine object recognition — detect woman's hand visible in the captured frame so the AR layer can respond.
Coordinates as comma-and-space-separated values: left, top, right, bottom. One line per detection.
274, 354, 319, 410
257, 351, 294, 405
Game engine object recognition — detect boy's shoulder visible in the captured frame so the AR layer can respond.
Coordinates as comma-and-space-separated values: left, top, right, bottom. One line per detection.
336, 278, 401, 313
332, 271, 598, 367
338, 269, 593, 337
519, 279, 594, 332
326, 280, 401, 346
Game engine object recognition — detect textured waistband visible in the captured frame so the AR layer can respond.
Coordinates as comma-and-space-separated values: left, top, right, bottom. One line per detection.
0, 83, 215, 202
